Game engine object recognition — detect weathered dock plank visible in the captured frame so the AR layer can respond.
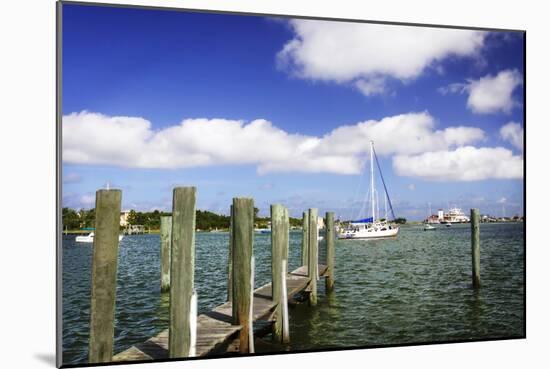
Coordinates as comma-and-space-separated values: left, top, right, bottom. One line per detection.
113, 264, 327, 362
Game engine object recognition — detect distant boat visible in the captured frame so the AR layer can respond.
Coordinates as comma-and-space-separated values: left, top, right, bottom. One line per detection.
423, 224, 436, 231
338, 141, 399, 240
444, 222, 452, 227
254, 228, 271, 234
75, 232, 124, 243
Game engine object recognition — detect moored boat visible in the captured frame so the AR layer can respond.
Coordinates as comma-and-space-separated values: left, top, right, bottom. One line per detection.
75, 232, 124, 243
338, 141, 399, 240
424, 223, 436, 231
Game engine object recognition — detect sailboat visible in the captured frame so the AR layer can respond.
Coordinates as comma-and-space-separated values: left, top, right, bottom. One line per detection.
338, 141, 399, 240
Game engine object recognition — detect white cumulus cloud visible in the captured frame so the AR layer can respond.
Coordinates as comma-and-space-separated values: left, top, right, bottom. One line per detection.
277, 19, 485, 96
467, 70, 522, 113
314, 112, 485, 156
500, 121, 524, 151
63, 111, 487, 177
440, 69, 522, 114
393, 146, 523, 181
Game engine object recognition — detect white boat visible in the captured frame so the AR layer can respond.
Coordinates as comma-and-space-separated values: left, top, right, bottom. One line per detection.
423, 223, 436, 231
435, 207, 470, 223
254, 228, 271, 234
338, 141, 399, 240
75, 232, 124, 243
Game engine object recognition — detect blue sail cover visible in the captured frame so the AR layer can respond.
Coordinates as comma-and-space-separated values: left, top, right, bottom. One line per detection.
352, 217, 373, 223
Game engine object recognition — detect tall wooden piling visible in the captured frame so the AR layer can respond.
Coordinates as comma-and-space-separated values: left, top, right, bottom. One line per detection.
169, 187, 196, 358
227, 205, 233, 303
160, 216, 172, 293
232, 198, 254, 353
301, 211, 309, 266
89, 189, 122, 363
325, 212, 335, 292
248, 257, 256, 353
189, 290, 197, 357
308, 208, 318, 306
271, 204, 288, 342
471, 208, 481, 289
281, 259, 290, 344
283, 208, 289, 261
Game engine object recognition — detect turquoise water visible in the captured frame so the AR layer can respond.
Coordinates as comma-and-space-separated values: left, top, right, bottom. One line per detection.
62, 222, 524, 365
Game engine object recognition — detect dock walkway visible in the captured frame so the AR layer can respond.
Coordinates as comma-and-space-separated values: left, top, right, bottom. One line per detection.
113, 264, 328, 361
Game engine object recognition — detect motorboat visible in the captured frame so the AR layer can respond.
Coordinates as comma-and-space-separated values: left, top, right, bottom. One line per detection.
423, 223, 436, 231
75, 232, 124, 243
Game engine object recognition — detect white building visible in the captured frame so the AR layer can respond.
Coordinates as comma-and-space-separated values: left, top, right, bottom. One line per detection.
120, 210, 131, 227
317, 216, 325, 229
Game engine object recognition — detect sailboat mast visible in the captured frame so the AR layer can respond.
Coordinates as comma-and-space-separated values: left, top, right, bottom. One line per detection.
384, 193, 388, 220
370, 141, 376, 222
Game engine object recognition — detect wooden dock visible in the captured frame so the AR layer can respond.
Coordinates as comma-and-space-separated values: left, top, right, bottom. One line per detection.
113, 264, 328, 361
86, 188, 335, 364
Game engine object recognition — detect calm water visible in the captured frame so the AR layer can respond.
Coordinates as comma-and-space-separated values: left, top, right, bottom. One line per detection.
62, 223, 524, 365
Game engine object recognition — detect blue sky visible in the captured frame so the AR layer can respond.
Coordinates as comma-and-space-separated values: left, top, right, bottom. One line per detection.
61, 4, 524, 220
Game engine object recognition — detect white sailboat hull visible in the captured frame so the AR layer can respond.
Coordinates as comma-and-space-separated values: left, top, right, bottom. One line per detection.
340, 141, 399, 241
338, 226, 399, 240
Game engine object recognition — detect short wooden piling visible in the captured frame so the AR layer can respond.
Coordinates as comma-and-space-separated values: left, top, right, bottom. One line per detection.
308, 208, 318, 306
325, 212, 335, 292
160, 216, 172, 293
169, 187, 196, 358
471, 208, 481, 289
271, 204, 288, 342
232, 198, 254, 353
89, 189, 122, 363
301, 211, 309, 266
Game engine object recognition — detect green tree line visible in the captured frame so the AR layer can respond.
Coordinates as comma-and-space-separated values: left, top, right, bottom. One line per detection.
62, 207, 304, 231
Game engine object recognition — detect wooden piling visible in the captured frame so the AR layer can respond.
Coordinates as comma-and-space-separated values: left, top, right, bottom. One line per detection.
232, 198, 254, 353
281, 259, 290, 344
283, 207, 289, 261
248, 257, 256, 353
325, 212, 335, 292
301, 211, 309, 266
271, 204, 288, 342
89, 189, 122, 363
160, 216, 172, 293
471, 208, 481, 289
189, 290, 197, 357
227, 205, 233, 303
308, 208, 318, 306
169, 187, 196, 358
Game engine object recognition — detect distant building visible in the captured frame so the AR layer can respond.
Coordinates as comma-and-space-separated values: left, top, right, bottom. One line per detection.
317, 216, 325, 229
120, 210, 131, 227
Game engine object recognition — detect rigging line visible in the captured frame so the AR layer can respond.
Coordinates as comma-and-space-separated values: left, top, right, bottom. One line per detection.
350, 157, 367, 220
373, 146, 397, 220
357, 186, 371, 221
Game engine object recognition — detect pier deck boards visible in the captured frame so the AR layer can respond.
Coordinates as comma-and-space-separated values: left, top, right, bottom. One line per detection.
113, 264, 327, 362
